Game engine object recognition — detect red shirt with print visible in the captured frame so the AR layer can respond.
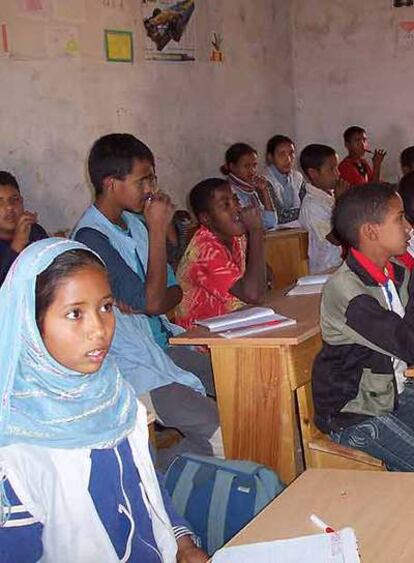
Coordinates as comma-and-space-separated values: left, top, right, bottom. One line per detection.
175, 225, 247, 330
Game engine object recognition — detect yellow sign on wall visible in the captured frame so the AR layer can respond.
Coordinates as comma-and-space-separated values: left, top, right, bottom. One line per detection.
105, 29, 133, 62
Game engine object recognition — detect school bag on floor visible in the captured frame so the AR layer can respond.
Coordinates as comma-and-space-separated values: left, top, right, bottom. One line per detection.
164, 453, 285, 555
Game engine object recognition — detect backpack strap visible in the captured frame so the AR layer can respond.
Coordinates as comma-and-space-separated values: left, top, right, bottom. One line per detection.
207, 469, 234, 554
170, 459, 200, 515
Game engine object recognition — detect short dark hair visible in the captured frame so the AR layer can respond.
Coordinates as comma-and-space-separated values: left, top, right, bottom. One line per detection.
0, 171, 19, 191
35, 249, 105, 334
266, 135, 295, 154
221, 143, 257, 175
88, 133, 155, 196
189, 178, 229, 220
399, 171, 414, 224
400, 146, 414, 171
343, 126, 366, 144
333, 183, 398, 248
266, 135, 294, 158
299, 144, 336, 176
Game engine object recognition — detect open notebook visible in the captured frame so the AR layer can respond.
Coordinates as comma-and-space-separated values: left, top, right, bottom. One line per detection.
195, 307, 296, 339
212, 527, 360, 563
287, 274, 331, 296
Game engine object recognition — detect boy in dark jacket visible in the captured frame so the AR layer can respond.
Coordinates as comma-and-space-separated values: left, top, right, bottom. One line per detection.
312, 183, 414, 470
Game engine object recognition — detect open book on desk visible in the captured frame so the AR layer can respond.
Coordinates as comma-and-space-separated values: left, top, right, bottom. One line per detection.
195, 307, 296, 339
287, 274, 331, 296
212, 527, 360, 563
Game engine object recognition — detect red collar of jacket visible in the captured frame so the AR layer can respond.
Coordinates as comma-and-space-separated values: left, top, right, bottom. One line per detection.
350, 248, 395, 285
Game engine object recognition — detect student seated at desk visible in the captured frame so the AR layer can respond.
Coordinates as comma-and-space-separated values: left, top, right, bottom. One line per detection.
221, 143, 277, 230
0, 171, 47, 286
73, 134, 223, 468
401, 146, 414, 176
263, 134, 306, 224
338, 126, 386, 186
398, 172, 414, 267
175, 178, 267, 330
312, 183, 414, 471
299, 144, 344, 274
0, 239, 208, 563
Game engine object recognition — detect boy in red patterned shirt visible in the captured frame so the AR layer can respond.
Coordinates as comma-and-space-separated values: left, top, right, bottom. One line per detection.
175, 178, 267, 329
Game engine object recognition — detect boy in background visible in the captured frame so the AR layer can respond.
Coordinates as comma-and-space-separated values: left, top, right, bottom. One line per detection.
400, 146, 414, 176
313, 183, 414, 471
299, 144, 345, 273
0, 171, 47, 286
339, 126, 386, 185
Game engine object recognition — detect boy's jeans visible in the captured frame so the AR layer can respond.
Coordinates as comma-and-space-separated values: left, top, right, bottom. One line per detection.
330, 385, 414, 471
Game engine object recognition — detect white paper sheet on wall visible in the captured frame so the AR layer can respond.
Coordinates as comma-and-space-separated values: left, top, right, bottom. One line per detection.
17, 0, 49, 19
53, 0, 86, 23
46, 25, 80, 58
212, 528, 360, 563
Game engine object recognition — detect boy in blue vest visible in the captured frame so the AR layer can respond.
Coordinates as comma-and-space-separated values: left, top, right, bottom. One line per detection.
73, 134, 223, 467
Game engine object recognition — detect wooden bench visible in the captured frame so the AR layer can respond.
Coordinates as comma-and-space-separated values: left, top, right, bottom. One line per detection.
290, 359, 385, 471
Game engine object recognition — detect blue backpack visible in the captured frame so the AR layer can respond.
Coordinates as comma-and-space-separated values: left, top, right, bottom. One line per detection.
164, 453, 285, 555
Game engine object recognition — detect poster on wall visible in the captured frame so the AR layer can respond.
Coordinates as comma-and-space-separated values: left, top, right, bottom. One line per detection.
397, 21, 414, 47
142, 0, 195, 62
46, 26, 80, 58
53, 0, 86, 23
18, 0, 49, 18
105, 29, 134, 62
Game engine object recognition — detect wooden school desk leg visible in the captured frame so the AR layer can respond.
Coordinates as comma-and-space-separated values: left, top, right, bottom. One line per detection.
209, 345, 300, 484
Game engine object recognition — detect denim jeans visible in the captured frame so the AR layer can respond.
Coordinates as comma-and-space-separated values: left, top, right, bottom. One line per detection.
330, 385, 414, 471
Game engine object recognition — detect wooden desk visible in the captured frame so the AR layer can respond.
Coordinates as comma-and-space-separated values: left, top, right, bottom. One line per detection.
226, 468, 414, 562
170, 290, 322, 484
265, 228, 309, 289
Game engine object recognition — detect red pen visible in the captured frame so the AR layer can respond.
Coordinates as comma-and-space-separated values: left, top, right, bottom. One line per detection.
310, 513, 336, 534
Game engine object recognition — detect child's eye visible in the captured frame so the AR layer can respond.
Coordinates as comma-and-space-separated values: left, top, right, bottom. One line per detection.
102, 302, 113, 313
66, 309, 81, 320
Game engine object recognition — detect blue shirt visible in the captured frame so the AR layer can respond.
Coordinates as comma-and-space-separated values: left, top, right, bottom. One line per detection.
0, 439, 192, 563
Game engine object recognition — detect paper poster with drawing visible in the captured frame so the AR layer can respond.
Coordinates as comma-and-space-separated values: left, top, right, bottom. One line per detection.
18, 0, 49, 18
393, 0, 414, 6
142, 0, 195, 61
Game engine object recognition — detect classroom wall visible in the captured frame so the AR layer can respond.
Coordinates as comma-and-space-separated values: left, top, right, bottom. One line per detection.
291, 0, 414, 182
0, 1, 294, 232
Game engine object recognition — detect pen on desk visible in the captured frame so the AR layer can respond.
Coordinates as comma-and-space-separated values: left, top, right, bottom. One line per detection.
310, 513, 336, 533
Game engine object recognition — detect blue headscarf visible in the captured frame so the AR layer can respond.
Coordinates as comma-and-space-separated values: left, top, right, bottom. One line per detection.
0, 238, 137, 449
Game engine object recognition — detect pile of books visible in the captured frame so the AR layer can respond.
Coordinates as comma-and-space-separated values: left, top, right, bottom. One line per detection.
196, 307, 296, 339
287, 274, 331, 296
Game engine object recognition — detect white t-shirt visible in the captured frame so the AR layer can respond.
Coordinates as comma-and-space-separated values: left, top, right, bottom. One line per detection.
299, 184, 342, 274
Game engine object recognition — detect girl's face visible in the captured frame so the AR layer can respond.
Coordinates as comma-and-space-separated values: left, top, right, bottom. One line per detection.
41, 265, 115, 374
269, 142, 295, 174
229, 152, 258, 184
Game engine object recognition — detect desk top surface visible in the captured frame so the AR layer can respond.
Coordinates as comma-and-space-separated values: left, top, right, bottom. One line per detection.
226, 468, 414, 562
265, 227, 308, 241
170, 290, 321, 347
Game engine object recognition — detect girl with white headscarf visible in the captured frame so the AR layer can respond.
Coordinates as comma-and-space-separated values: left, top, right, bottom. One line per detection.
0, 238, 207, 563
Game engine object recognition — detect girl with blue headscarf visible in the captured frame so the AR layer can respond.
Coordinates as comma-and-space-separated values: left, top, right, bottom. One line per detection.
0, 238, 207, 563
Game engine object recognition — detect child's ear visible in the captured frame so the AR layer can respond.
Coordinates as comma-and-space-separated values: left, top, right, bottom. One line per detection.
361, 222, 379, 242
307, 167, 319, 185
102, 176, 116, 193
198, 211, 210, 227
